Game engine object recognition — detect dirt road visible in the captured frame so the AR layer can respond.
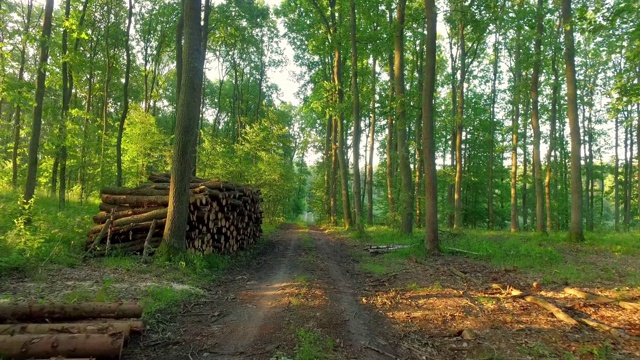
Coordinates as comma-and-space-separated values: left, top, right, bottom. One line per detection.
131, 224, 406, 360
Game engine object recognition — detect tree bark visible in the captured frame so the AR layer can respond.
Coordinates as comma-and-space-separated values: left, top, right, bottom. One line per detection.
562, 0, 584, 241
395, 0, 413, 234
510, 1, 522, 233
367, 57, 376, 225
530, 0, 545, 232
162, 0, 205, 253
488, 28, 499, 230
24, 0, 54, 204
545, 31, 560, 232
386, 4, 396, 223
454, 12, 465, 230
116, 0, 133, 187
0, 302, 142, 322
0, 334, 124, 360
423, 0, 438, 254
349, 0, 363, 231
11, 1, 32, 190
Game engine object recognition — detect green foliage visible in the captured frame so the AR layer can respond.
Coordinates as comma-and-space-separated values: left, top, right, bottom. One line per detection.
122, 105, 171, 186
0, 190, 89, 275
198, 105, 307, 224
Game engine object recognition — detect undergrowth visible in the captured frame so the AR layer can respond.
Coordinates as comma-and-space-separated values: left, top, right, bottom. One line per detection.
332, 224, 639, 286
0, 190, 93, 276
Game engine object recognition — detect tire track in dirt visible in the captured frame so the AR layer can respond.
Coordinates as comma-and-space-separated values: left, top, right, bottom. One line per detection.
308, 227, 403, 359
134, 224, 404, 359
206, 225, 303, 359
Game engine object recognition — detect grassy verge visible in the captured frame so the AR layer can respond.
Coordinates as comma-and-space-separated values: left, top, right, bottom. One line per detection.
0, 189, 94, 275
331, 224, 639, 286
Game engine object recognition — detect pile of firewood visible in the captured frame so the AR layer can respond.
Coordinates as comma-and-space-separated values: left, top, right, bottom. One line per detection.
86, 173, 263, 255
0, 302, 143, 359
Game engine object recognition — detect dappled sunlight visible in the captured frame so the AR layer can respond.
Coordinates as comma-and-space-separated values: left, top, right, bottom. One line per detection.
361, 268, 640, 359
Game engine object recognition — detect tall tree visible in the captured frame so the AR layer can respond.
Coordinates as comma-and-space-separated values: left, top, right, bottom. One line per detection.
562, 0, 584, 241
453, 0, 466, 230
11, 0, 33, 189
530, 0, 544, 232
350, 0, 363, 231
510, 0, 523, 233
116, 0, 133, 187
366, 56, 376, 225
423, 0, 438, 254
162, 0, 205, 252
395, 0, 413, 234
24, 0, 54, 204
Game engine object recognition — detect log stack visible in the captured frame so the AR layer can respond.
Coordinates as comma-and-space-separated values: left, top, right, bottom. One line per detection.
87, 173, 263, 255
0, 302, 143, 360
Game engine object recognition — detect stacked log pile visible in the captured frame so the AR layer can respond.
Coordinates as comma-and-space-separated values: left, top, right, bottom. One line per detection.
86, 173, 263, 255
0, 302, 143, 359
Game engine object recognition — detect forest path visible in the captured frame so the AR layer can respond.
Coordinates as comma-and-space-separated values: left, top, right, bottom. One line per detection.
131, 224, 405, 360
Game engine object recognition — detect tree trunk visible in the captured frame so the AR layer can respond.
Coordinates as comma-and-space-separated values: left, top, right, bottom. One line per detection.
423, 0, 438, 254
11, 2, 31, 189
510, 2, 522, 233
116, 0, 133, 187
386, 5, 396, 224
162, 0, 205, 253
367, 57, 376, 225
488, 29, 499, 230
531, 0, 545, 232
562, 0, 584, 241
453, 9, 465, 230
546, 33, 560, 232
349, 0, 362, 231
23, 0, 54, 204
395, 0, 413, 234
100, 0, 112, 188
614, 116, 619, 231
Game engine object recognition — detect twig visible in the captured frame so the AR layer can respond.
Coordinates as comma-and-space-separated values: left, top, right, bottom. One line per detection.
364, 343, 397, 359
563, 287, 615, 303
449, 267, 482, 285
142, 219, 157, 258
444, 247, 480, 256
88, 218, 112, 251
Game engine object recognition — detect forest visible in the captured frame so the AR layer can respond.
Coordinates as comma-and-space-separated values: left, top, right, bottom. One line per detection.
0, 0, 638, 358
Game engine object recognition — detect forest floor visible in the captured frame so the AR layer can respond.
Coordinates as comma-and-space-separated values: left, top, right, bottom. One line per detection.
2, 223, 639, 359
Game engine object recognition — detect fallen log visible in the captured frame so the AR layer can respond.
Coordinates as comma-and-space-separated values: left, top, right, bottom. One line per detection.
524, 295, 579, 326
0, 302, 143, 322
101, 194, 204, 207
93, 207, 162, 224
100, 187, 170, 196
0, 321, 144, 337
88, 219, 166, 238
0, 333, 124, 359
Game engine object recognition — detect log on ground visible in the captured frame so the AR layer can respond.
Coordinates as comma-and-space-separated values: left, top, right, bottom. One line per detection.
0, 333, 124, 360
0, 302, 143, 322
0, 321, 144, 338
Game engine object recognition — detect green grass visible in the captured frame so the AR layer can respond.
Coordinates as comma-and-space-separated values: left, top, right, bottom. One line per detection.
294, 329, 334, 360
441, 230, 640, 285
332, 225, 425, 276
141, 285, 205, 322
333, 224, 640, 286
